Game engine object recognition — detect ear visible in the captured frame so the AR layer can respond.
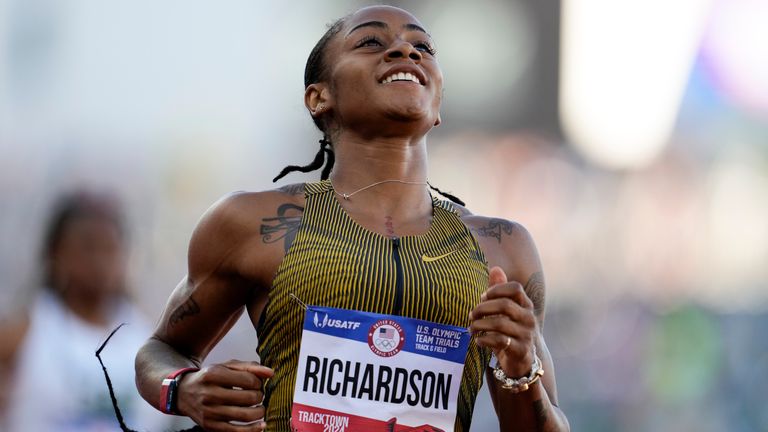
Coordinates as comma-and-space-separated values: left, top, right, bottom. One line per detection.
305, 83, 333, 117
433, 112, 442, 127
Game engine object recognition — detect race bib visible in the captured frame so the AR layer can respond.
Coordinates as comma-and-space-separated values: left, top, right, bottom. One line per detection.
290, 306, 471, 432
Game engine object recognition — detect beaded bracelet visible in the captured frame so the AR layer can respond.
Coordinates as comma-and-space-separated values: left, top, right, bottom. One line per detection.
492, 345, 545, 393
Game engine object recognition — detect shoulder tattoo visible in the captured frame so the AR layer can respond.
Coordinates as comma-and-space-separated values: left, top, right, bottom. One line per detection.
168, 297, 200, 328
277, 183, 305, 196
471, 218, 514, 243
260, 203, 304, 253
524, 271, 546, 319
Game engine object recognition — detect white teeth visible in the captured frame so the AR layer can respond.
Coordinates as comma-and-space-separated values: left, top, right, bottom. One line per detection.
380, 72, 422, 85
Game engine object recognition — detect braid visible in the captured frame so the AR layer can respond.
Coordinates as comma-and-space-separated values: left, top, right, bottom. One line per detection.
96, 324, 206, 432
273, 138, 335, 182
275, 16, 346, 183
427, 182, 466, 206
320, 139, 335, 180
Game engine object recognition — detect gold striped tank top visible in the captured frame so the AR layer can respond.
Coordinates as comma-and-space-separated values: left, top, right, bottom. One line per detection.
257, 180, 491, 431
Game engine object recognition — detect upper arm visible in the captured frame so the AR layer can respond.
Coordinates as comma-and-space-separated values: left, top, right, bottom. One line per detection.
503, 223, 560, 406
499, 223, 546, 324
465, 216, 546, 323
468, 216, 561, 406
152, 192, 267, 362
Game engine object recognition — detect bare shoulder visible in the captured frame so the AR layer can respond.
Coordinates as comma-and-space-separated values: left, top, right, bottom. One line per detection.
458, 208, 534, 249
187, 185, 306, 283
452, 204, 531, 245
460, 210, 547, 320
274, 182, 307, 197
199, 183, 305, 225
191, 187, 301, 240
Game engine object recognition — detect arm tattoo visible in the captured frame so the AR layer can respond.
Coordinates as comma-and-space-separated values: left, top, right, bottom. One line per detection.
168, 297, 200, 327
277, 183, 305, 196
533, 399, 549, 429
260, 203, 304, 253
524, 271, 546, 319
472, 218, 514, 243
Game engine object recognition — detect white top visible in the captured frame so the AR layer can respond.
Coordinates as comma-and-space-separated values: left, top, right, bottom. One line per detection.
4, 291, 175, 432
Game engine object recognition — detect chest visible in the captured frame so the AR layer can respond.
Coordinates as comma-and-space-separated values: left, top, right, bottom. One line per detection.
273, 222, 487, 327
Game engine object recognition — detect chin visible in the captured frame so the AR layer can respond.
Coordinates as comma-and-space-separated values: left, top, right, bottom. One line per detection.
383, 102, 433, 122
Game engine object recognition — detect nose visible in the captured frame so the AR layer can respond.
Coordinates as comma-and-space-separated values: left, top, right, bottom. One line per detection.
385, 39, 422, 62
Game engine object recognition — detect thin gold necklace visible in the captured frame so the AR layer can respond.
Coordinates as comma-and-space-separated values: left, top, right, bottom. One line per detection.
331, 179, 429, 200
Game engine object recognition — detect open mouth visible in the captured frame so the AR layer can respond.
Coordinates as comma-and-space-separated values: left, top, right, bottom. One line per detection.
380, 72, 422, 85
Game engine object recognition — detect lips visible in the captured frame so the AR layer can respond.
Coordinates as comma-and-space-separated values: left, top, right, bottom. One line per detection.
378, 66, 427, 86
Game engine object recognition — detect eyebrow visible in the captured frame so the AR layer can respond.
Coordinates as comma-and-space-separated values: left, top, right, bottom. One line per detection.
346, 21, 430, 37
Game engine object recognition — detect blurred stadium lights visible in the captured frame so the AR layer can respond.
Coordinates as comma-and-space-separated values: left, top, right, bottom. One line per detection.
418, 0, 561, 133
429, 1, 534, 117
560, 0, 712, 169
705, 150, 768, 309
700, 0, 768, 119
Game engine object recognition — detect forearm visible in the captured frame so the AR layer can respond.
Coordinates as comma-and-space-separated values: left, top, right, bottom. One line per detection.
134, 336, 200, 410
490, 375, 570, 432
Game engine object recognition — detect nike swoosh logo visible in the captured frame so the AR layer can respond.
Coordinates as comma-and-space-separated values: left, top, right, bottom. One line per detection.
422, 250, 458, 263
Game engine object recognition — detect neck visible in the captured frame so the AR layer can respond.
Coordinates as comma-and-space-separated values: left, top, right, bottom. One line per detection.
329, 131, 433, 234
332, 132, 428, 197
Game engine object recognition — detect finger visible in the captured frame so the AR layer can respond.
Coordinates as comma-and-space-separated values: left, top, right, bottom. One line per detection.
199, 388, 264, 407
488, 266, 508, 287
482, 281, 533, 309
200, 365, 265, 390
474, 331, 527, 356
225, 360, 275, 378
206, 404, 266, 423
469, 314, 533, 339
224, 389, 264, 407
200, 418, 266, 432
470, 298, 536, 328
481, 267, 508, 303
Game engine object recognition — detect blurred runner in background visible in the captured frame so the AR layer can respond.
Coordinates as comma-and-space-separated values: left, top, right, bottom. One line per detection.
0, 190, 174, 432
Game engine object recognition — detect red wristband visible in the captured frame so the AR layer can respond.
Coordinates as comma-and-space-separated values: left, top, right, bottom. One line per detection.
159, 367, 199, 415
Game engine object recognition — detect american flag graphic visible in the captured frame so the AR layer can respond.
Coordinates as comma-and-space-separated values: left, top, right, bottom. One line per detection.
379, 327, 395, 339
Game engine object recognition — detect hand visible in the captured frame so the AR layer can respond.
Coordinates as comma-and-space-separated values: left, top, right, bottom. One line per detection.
177, 359, 274, 431
469, 266, 537, 378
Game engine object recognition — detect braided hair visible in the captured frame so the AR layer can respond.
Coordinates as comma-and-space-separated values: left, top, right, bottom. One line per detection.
97, 325, 205, 432
273, 16, 346, 182
273, 15, 465, 207
272, 137, 334, 182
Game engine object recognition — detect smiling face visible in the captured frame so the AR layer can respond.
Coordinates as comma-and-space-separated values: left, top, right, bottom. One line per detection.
306, 6, 444, 138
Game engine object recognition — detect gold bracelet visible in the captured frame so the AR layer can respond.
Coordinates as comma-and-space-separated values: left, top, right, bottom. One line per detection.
492, 345, 545, 393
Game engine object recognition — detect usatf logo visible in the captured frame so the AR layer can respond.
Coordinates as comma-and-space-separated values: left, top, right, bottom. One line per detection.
313, 312, 361, 330
368, 319, 405, 357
